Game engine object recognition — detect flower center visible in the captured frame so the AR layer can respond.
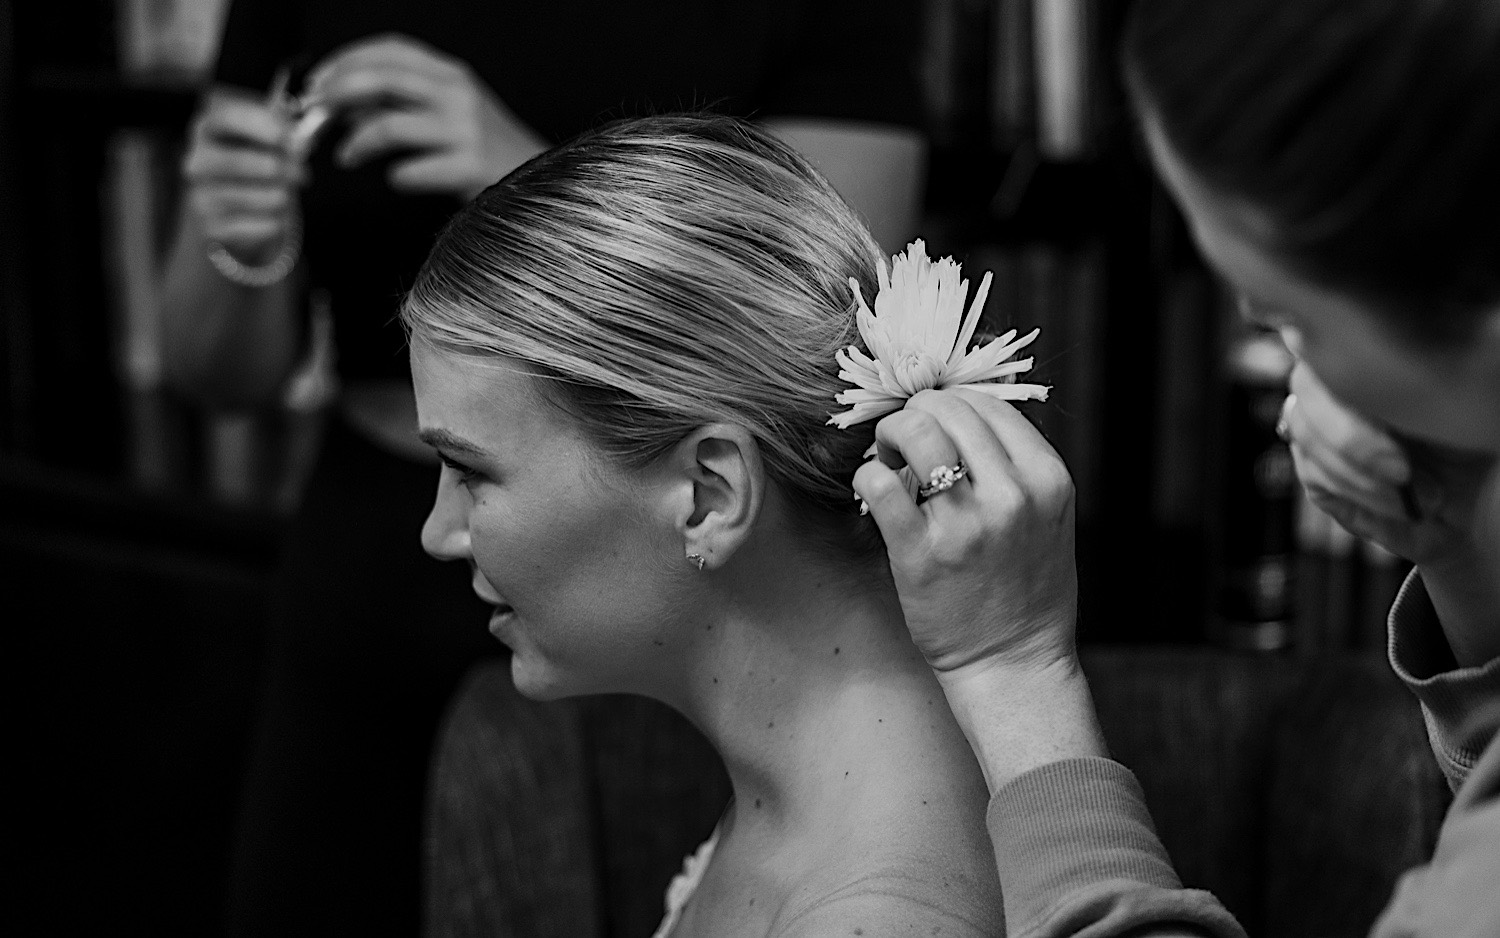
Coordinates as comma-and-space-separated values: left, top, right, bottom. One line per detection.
891, 351, 944, 396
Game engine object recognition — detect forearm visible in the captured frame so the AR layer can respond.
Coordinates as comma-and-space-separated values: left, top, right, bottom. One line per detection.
161, 206, 304, 408
938, 656, 1109, 794
945, 660, 1242, 938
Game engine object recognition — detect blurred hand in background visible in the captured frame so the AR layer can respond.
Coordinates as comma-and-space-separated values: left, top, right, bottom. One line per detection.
303, 34, 547, 200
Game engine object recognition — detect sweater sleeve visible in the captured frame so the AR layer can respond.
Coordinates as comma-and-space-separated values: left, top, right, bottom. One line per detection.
1369, 725, 1500, 938
1387, 570, 1500, 790
987, 757, 1245, 938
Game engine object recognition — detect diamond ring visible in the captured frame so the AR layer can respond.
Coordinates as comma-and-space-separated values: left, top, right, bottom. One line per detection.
916, 461, 968, 500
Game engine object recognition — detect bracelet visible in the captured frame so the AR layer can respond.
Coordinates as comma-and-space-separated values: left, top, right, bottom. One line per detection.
206, 215, 302, 288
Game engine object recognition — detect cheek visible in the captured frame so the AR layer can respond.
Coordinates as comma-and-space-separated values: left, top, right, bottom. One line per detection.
468, 494, 665, 613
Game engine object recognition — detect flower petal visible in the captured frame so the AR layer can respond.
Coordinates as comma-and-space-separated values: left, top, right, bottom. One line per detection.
835, 347, 887, 392
947, 271, 993, 369
828, 396, 905, 428
829, 241, 1049, 429
834, 387, 902, 404
955, 380, 1050, 402
943, 328, 1040, 387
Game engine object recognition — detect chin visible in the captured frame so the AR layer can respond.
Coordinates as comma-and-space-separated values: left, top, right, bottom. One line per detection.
507, 653, 590, 702
508, 651, 651, 703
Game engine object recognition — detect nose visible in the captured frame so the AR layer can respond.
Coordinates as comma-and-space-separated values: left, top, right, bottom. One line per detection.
421, 472, 472, 561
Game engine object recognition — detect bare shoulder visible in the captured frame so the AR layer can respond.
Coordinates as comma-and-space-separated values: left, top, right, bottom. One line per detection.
769, 864, 1002, 938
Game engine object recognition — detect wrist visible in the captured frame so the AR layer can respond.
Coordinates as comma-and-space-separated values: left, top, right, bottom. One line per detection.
207, 214, 301, 288
937, 655, 1108, 794
1413, 557, 1500, 668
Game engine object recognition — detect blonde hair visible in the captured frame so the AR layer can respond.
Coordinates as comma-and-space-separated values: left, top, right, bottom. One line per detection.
403, 114, 886, 557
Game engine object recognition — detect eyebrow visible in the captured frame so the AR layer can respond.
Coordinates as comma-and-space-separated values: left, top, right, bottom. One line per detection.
418, 428, 489, 459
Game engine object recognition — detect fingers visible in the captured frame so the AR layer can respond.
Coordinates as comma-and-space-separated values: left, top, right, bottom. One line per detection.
1284, 402, 1409, 521
305, 34, 464, 113
864, 389, 1069, 508
304, 36, 478, 173
311, 63, 446, 113
307, 33, 463, 91
911, 389, 1074, 520
193, 92, 288, 150
1289, 362, 1408, 483
856, 388, 1069, 565
857, 395, 974, 553
386, 152, 496, 194
197, 212, 286, 256
1284, 363, 1409, 522
183, 92, 301, 256
337, 111, 451, 168
853, 457, 927, 551
948, 387, 1068, 488
1305, 484, 1413, 554
186, 91, 303, 182
871, 398, 971, 476
183, 143, 297, 186
193, 184, 296, 216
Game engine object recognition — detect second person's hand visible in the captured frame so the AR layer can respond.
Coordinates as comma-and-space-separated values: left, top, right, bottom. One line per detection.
182, 89, 305, 265
1283, 360, 1500, 666
303, 34, 549, 200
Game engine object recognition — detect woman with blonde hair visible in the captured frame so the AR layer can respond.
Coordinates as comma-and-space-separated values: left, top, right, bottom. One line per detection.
403, 113, 1040, 936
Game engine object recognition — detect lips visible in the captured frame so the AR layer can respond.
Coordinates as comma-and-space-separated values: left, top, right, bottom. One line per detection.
470, 570, 507, 607
487, 605, 516, 641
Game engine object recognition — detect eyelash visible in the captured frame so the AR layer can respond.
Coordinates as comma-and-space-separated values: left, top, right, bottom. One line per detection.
441, 456, 480, 484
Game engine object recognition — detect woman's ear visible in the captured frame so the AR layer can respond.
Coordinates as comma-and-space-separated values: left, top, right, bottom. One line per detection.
666, 423, 764, 570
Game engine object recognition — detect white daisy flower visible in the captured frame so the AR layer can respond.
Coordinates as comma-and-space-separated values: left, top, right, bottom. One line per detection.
828, 240, 1049, 429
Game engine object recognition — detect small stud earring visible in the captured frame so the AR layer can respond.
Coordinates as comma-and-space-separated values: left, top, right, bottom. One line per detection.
687, 553, 706, 572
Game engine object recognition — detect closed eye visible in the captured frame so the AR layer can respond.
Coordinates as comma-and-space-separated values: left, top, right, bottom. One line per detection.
440, 454, 480, 484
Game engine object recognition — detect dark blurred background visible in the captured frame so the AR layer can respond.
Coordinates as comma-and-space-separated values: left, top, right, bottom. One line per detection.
1, 1, 1411, 933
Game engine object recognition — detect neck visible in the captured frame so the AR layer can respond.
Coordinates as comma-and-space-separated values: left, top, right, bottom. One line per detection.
657, 543, 978, 843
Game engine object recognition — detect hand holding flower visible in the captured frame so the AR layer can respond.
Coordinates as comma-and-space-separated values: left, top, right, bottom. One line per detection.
833, 243, 1102, 790
856, 389, 1079, 676
1283, 361, 1500, 666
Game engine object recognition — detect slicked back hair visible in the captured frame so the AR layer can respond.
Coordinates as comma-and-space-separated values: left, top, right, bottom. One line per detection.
404, 114, 890, 561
